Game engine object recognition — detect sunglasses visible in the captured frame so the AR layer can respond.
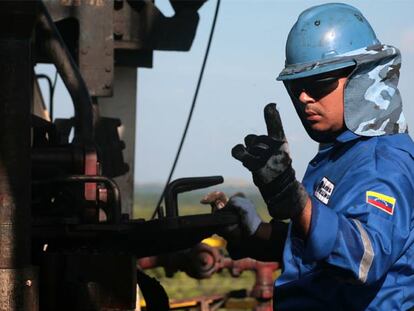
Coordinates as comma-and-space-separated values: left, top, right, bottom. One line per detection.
288, 76, 339, 100
287, 67, 353, 100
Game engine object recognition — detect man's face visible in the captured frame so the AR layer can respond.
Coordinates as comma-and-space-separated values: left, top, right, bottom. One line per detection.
287, 69, 349, 136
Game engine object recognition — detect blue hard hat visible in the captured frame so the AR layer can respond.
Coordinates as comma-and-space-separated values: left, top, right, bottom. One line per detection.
277, 3, 381, 80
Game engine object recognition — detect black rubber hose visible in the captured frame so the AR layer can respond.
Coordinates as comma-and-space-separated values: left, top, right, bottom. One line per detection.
38, 2, 94, 144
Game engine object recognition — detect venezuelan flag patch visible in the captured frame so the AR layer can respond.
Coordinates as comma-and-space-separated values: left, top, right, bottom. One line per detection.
366, 191, 396, 215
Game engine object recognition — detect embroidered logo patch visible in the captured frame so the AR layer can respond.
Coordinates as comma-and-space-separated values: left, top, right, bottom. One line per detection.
366, 191, 396, 215
314, 177, 335, 204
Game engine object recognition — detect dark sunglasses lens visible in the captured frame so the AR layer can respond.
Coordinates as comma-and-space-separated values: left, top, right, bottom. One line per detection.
308, 78, 339, 99
288, 77, 339, 100
288, 81, 304, 97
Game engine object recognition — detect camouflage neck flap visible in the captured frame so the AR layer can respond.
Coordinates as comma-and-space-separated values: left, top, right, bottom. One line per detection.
284, 44, 407, 143
343, 44, 407, 136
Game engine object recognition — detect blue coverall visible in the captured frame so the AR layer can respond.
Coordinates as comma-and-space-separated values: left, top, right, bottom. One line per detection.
275, 130, 414, 310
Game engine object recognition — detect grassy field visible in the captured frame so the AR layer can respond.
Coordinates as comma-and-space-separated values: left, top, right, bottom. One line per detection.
134, 185, 275, 310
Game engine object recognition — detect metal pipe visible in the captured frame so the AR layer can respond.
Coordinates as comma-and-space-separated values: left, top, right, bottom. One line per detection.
35, 74, 54, 121
37, 2, 93, 145
33, 175, 122, 224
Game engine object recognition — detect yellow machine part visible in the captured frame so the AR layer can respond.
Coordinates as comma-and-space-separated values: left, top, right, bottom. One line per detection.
201, 235, 227, 248
139, 235, 232, 310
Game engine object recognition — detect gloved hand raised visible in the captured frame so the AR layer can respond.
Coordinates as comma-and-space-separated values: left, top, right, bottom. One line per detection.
231, 103, 308, 220
201, 192, 262, 237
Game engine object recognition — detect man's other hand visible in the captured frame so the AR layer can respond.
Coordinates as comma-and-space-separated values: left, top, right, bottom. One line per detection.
201, 192, 262, 237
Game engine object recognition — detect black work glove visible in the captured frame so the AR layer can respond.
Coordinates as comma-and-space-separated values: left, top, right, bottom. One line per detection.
231, 103, 308, 220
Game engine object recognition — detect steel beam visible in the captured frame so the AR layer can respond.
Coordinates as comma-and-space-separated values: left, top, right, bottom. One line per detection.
98, 67, 137, 216
0, 26, 36, 311
0, 2, 38, 310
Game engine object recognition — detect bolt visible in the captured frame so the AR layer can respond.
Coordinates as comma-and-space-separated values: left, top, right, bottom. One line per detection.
314, 20, 321, 26
25, 280, 32, 287
105, 66, 112, 73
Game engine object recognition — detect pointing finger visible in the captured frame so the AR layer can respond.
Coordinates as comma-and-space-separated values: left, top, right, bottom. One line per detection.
264, 103, 286, 141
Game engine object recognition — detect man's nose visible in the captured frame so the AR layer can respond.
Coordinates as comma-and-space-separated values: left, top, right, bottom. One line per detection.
299, 91, 316, 104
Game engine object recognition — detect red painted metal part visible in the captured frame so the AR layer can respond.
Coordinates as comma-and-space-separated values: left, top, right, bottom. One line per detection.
84, 148, 98, 201
223, 258, 277, 311
138, 243, 280, 310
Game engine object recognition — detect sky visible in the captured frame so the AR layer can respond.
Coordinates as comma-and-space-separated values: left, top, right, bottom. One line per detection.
37, 0, 414, 187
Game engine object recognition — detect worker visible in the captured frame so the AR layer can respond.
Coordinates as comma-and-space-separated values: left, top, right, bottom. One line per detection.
202, 3, 414, 310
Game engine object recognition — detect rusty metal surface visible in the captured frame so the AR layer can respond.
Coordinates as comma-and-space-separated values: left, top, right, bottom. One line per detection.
42, 0, 205, 72
38, 4, 94, 144
0, 21, 38, 311
0, 0, 238, 310
44, 0, 115, 97
138, 243, 279, 310
0, 3, 38, 308
78, 2, 114, 97
33, 175, 122, 224
0, 267, 38, 311
0, 37, 32, 269
0, 1, 39, 39
98, 67, 137, 216
138, 243, 223, 279
39, 252, 136, 311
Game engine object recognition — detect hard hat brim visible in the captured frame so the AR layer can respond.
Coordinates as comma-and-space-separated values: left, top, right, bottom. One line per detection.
277, 60, 356, 81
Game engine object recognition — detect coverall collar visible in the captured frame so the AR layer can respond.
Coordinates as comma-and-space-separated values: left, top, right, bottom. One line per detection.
319, 130, 360, 150
335, 130, 360, 143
